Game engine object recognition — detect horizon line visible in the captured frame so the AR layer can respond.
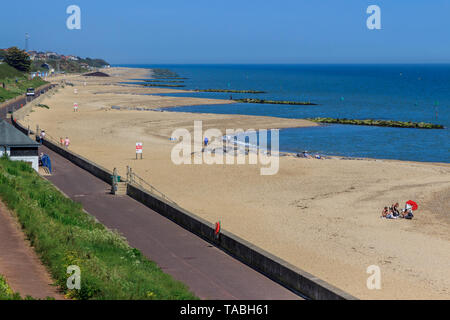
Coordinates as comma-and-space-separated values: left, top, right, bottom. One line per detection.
113, 62, 450, 66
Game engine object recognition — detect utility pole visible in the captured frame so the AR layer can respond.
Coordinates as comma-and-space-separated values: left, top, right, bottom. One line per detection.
25, 33, 30, 52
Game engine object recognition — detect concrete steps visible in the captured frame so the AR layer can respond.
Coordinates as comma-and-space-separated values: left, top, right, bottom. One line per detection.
38, 166, 51, 176
112, 182, 127, 195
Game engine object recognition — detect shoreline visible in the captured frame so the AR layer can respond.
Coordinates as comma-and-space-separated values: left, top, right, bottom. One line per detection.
112, 71, 448, 163
157, 105, 449, 165
20, 67, 450, 299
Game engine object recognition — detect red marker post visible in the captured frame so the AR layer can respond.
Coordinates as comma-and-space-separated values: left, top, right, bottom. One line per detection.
214, 221, 221, 240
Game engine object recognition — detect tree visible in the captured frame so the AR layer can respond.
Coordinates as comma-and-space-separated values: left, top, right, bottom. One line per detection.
4, 47, 31, 72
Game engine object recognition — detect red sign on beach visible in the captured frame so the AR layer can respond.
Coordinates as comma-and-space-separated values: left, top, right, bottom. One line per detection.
136, 142, 143, 153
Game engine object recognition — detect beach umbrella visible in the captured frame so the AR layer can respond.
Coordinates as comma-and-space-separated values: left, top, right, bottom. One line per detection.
406, 200, 418, 211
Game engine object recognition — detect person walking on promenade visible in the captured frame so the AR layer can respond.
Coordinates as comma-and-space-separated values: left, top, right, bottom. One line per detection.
64, 137, 70, 148
40, 130, 46, 144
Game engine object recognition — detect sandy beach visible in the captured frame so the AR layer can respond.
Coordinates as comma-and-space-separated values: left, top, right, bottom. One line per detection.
21, 67, 450, 299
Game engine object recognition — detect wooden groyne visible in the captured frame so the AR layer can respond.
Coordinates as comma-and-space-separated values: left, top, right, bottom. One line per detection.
308, 117, 444, 129
235, 98, 317, 105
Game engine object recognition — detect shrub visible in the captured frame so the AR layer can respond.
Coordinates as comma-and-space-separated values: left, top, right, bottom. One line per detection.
4, 47, 31, 72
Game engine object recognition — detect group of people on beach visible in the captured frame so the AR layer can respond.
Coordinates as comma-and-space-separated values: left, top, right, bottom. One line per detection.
298, 150, 322, 159
37, 130, 71, 148
381, 202, 415, 220
59, 137, 70, 148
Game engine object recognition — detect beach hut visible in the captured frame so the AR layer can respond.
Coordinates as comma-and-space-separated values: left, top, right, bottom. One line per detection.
0, 120, 39, 172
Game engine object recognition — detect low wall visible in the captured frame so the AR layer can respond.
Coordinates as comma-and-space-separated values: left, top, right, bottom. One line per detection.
11, 119, 29, 134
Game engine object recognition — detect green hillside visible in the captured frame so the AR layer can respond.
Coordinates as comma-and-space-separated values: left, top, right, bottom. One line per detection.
0, 63, 23, 79
0, 63, 47, 103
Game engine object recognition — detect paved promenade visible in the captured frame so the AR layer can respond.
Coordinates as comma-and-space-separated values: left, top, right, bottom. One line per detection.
40, 145, 301, 300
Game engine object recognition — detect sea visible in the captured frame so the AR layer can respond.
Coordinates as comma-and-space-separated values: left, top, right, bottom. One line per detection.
117, 64, 450, 163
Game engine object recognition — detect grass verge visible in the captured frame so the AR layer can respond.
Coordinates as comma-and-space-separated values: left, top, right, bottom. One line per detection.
0, 157, 197, 300
0, 274, 21, 300
0, 275, 38, 300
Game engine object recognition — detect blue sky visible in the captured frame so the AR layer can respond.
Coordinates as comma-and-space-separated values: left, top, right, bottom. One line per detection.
1, 0, 449, 64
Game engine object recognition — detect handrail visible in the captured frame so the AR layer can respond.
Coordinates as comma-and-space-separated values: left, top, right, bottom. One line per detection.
128, 168, 178, 205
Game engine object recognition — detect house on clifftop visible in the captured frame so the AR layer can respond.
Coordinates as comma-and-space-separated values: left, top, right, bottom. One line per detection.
0, 120, 39, 172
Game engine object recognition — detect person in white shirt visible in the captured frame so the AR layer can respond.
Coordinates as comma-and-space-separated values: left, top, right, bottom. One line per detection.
402, 203, 414, 219
40, 130, 46, 144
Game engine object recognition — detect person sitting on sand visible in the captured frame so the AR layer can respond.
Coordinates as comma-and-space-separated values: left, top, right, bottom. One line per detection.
403, 203, 414, 219
302, 151, 311, 158
382, 206, 397, 219
391, 203, 400, 217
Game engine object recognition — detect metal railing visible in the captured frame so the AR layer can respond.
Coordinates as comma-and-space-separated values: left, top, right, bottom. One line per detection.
126, 166, 178, 205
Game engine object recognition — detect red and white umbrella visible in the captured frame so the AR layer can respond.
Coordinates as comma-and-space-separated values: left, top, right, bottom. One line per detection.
406, 200, 418, 211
